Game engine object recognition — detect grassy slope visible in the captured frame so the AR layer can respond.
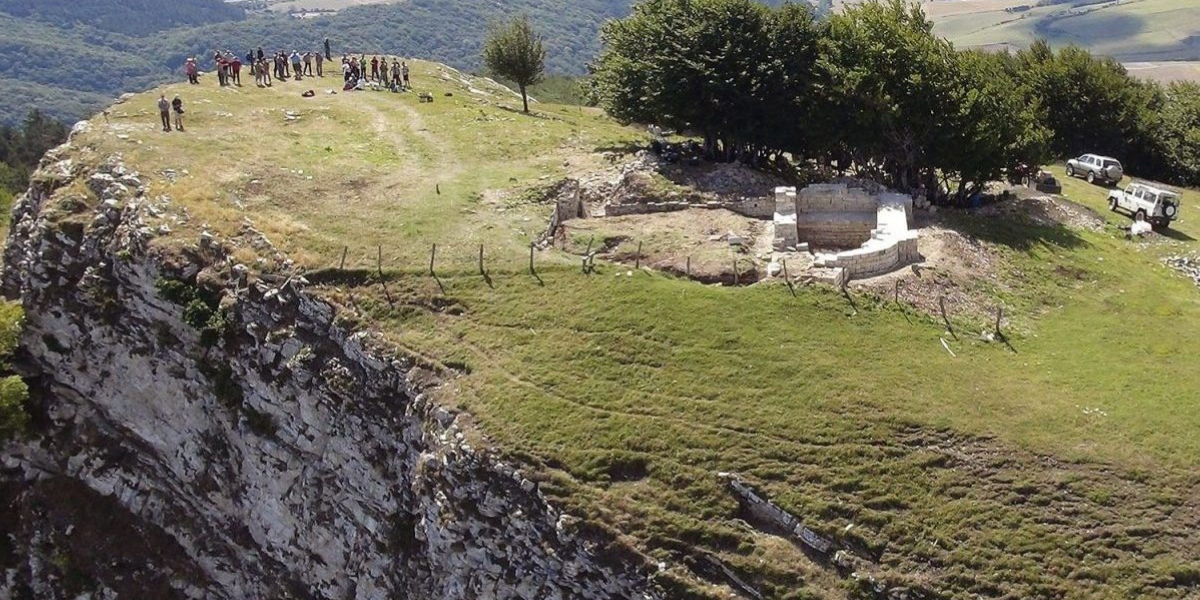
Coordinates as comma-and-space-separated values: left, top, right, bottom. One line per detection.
934, 0, 1200, 60
60, 69, 1200, 599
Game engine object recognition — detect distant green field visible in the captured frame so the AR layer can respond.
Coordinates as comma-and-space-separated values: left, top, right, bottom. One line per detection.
933, 0, 1200, 61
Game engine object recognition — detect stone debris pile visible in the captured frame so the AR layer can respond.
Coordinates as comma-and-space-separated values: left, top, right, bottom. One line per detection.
1164, 255, 1200, 288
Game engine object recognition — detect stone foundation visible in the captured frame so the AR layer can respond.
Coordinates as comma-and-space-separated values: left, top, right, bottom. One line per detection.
774, 185, 921, 282
604, 197, 775, 219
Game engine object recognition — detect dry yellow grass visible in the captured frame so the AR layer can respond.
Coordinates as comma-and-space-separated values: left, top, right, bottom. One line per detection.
76, 60, 641, 274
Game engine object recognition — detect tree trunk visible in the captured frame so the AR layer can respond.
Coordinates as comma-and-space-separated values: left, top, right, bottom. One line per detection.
520, 84, 529, 113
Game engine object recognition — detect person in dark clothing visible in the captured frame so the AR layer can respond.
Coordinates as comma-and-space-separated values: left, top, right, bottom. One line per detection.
315, 51, 324, 77
171, 95, 185, 131
157, 94, 171, 132
231, 57, 242, 86
257, 47, 265, 61
370, 56, 379, 82
324, 38, 331, 61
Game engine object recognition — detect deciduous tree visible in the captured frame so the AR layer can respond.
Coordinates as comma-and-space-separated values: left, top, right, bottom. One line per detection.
483, 16, 547, 114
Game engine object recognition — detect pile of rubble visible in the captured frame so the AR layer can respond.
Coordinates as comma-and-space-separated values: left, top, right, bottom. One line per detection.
1164, 255, 1200, 288
666, 160, 785, 197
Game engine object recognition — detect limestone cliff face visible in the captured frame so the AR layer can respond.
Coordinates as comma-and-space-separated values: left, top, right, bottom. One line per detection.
0, 129, 662, 600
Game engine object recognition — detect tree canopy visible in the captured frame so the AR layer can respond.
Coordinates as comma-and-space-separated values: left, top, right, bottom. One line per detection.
592, 0, 1200, 193
483, 16, 547, 113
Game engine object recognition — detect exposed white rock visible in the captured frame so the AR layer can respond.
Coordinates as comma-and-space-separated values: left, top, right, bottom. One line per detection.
0, 155, 665, 600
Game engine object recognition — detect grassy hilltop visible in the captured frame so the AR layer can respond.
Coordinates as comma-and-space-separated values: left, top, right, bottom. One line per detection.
53, 63, 1200, 599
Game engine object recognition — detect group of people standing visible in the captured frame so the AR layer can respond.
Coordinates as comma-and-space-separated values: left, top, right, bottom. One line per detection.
169, 39, 418, 133
340, 55, 410, 92
182, 41, 412, 93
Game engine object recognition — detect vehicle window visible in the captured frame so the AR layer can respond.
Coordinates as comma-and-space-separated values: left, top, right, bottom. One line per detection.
1133, 189, 1146, 201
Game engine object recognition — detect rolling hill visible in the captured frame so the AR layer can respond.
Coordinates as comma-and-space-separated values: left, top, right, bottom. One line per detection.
3, 61, 1199, 599
0, 0, 1197, 122
930, 0, 1200, 61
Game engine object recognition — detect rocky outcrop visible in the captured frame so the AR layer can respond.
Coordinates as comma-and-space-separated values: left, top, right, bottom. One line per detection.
0, 132, 663, 599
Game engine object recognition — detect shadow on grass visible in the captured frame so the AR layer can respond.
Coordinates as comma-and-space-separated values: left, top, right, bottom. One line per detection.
940, 211, 1090, 252
495, 104, 562, 122
592, 141, 645, 156
1156, 227, 1197, 242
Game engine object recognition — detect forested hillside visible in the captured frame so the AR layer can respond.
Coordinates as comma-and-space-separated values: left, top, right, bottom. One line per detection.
0, 0, 764, 124
1, 0, 1196, 125
0, 0, 244, 35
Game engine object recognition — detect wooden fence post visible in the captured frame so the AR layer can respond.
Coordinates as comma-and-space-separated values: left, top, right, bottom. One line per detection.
339, 246, 348, 271
781, 259, 796, 297
377, 245, 395, 308
429, 244, 437, 277
635, 241, 643, 270
940, 296, 956, 340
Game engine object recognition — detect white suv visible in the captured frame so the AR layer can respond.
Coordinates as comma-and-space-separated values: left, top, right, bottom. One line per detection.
1107, 182, 1181, 228
1066, 154, 1124, 186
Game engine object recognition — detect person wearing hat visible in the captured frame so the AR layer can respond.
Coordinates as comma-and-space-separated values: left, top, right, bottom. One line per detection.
157, 94, 171, 132
171, 95, 185, 132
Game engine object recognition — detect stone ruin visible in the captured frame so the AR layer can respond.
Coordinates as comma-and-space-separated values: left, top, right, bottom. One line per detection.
540, 160, 924, 286
774, 184, 920, 286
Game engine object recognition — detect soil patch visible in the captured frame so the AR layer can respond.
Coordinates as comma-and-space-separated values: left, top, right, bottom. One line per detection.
978, 194, 1105, 231
561, 208, 774, 285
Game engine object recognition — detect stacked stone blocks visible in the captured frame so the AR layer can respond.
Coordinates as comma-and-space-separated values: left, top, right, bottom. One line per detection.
774, 184, 920, 282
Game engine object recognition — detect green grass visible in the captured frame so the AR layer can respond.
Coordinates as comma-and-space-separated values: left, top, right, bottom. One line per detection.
52, 70, 1200, 599
933, 0, 1200, 61
73, 60, 640, 271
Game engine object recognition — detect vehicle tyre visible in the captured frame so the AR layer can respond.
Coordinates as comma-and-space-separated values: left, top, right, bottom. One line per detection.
1086, 171, 1096, 184
1165, 204, 1178, 219
1109, 197, 1118, 212
1134, 209, 1147, 223
1066, 165, 1075, 177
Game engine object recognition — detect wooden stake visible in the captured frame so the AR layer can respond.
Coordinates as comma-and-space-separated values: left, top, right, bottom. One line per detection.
529, 243, 535, 275
635, 241, 643, 270
733, 256, 739, 286
478, 244, 485, 276
782, 259, 796, 297
940, 296, 956, 340
339, 245, 348, 270
377, 245, 394, 308
582, 236, 594, 274
436, 184, 441, 195
894, 279, 900, 305
995, 306, 1003, 337
686, 256, 691, 278
429, 243, 437, 276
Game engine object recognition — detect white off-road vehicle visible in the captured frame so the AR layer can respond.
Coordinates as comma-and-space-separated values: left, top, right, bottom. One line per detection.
1066, 154, 1124, 186
1107, 182, 1181, 228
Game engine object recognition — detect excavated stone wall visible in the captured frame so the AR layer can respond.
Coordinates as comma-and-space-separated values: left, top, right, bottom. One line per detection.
0, 135, 663, 599
603, 197, 774, 219
794, 185, 879, 248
